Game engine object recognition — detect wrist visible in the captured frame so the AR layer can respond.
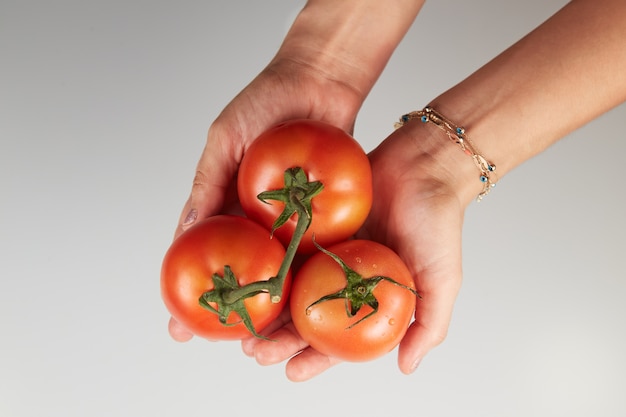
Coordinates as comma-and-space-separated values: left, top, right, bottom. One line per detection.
384, 116, 487, 209
274, 0, 425, 100
396, 107, 497, 204
392, 110, 496, 208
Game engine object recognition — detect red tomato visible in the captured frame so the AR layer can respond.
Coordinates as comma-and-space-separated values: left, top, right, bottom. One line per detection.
290, 239, 416, 362
237, 119, 372, 253
161, 215, 291, 340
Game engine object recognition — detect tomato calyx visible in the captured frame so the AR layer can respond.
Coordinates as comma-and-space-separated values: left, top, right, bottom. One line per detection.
256, 167, 323, 236
198, 265, 273, 340
306, 241, 421, 329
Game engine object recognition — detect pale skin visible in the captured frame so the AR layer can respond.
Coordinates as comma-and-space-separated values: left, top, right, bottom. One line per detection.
169, 0, 626, 381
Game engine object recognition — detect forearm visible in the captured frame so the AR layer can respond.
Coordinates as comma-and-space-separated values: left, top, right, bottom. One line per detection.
274, 0, 425, 101
428, 0, 626, 203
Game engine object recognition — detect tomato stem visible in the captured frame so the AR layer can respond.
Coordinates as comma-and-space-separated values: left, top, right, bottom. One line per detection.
257, 166, 321, 302
270, 198, 310, 302
199, 167, 320, 338
222, 168, 317, 304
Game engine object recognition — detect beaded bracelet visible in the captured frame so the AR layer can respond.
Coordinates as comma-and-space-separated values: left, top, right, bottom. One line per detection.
394, 106, 497, 202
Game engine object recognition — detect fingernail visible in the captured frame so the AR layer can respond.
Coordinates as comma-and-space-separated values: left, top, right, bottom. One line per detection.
410, 357, 422, 373
183, 208, 198, 226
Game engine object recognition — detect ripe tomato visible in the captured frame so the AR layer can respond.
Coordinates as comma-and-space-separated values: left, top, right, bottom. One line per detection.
290, 239, 416, 362
161, 215, 291, 340
237, 119, 372, 253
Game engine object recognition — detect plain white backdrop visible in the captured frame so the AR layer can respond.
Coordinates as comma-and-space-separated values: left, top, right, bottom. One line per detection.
2, 1, 625, 416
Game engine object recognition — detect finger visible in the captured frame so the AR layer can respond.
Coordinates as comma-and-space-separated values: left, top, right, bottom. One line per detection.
242, 308, 343, 381
248, 322, 309, 366
175, 148, 235, 238
397, 269, 461, 373
285, 348, 343, 382
167, 316, 194, 342
174, 118, 247, 238
396, 207, 464, 374
241, 308, 292, 357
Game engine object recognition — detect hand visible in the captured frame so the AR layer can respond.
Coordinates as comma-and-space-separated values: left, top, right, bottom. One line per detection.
167, 57, 366, 342
235, 0, 626, 381
242, 121, 473, 380
166, 0, 425, 346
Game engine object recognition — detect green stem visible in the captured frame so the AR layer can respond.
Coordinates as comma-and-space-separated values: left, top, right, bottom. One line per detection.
222, 168, 316, 304
222, 206, 309, 304
198, 167, 319, 338
267, 193, 311, 302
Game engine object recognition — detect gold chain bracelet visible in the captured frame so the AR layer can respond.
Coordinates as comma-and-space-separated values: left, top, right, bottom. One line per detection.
394, 106, 497, 202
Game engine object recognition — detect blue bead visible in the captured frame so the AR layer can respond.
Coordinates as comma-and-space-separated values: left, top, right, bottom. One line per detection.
402, 115, 410, 122
480, 175, 488, 183
421, 115, 428, 123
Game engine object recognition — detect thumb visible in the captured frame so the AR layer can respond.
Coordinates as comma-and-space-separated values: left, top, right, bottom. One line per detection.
395, 203, 464, 374
174, 124, 242, 239
397, 263, 462, 374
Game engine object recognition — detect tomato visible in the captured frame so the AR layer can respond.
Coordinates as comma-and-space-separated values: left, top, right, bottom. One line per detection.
160, 215, 291, 340
289, 239, 416, 362
237, 119, 372, 253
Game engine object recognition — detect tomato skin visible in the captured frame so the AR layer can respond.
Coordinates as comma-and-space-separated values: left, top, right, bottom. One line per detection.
290, 240, 416, 362
237, 119, 372, 253
160, 215, 291, 340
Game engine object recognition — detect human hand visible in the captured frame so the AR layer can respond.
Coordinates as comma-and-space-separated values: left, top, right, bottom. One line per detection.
242, 120, 475, 380
167, 58, 366, 342
166, 0, 425, 345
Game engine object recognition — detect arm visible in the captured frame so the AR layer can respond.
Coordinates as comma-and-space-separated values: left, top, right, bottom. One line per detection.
432, 0, 626, 203
244, 0, 626, 380
170, 0, 426, 340
370, 0, 626, 374
276, 0, 426, 106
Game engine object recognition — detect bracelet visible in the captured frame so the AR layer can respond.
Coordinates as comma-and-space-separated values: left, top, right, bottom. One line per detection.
394, 106, 497, 202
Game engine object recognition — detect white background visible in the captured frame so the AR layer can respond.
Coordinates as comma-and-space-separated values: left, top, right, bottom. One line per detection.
2, 1, 625, 416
